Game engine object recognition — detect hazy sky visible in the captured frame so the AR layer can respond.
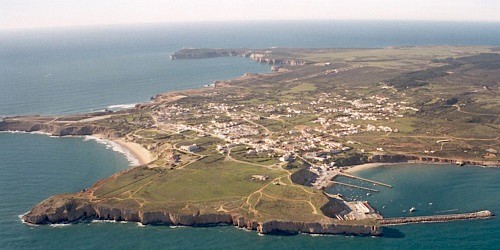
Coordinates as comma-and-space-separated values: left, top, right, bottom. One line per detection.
1, 0, 499, 30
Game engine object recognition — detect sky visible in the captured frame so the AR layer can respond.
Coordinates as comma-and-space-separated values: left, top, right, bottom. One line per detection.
0, 0, 499, 30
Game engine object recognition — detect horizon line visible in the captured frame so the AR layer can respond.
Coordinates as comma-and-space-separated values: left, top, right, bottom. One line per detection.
2, 18, 500, 32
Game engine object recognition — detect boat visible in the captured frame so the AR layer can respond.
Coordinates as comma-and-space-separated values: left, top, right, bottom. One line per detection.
410, 207, 416, 212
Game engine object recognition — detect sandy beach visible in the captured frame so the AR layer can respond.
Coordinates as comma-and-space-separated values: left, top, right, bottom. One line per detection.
344, 163, 392, 174
112, 138, 154, 165
92, 134, 154, 165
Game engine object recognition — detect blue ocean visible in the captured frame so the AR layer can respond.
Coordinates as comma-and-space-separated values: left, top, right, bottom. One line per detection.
0, 21, 499, 249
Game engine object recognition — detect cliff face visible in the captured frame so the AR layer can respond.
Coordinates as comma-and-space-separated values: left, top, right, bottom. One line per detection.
0, 119, 106, 136
249, 53, 306, 66
22, 195, 380, 236
368, 154, 499, 167
22, 196, 96, 224
257, 220, 381, 236
170, 48, 307, 66
170, 49, 247, 60
328, 153, 498, 168
335, 153, 369, 167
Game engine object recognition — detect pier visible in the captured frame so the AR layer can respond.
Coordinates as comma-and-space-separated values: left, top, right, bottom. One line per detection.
338, 172, 392, 188
378, 210, 494, 225
313, 169, 392, 192
331, 181, 379, 192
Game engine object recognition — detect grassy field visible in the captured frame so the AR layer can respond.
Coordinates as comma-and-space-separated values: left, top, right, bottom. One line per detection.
90, 154, 331, 222
17, 46, 499, 227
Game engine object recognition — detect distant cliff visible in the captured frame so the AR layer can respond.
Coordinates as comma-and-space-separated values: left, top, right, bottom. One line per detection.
367, 154, 499, 167
0, 117, 105, 136
170, 48, 307, 66
22, 194, 382, 236
333, 153, 499, 168
170, 48, 251, 60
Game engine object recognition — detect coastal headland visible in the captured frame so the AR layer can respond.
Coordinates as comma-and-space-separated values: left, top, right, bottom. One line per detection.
1, 46, 499, 236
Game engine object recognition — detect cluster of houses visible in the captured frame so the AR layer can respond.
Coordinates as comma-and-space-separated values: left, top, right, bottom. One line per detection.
150, 89, 419, 169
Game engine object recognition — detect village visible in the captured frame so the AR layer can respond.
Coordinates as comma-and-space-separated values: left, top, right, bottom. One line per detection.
5, 46, 498, 237
149, 84, 420, 191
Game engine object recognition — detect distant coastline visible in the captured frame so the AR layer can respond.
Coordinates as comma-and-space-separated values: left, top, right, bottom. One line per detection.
1, 46, 498, 239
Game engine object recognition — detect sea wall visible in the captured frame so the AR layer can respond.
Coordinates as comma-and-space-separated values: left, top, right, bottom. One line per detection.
379, 210, 494, 225
22, 195, 380, 236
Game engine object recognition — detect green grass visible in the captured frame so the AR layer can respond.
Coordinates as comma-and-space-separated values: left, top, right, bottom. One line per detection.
230, 146, 280, 166
288, 83, 317, 93
96, 159, 283, 203
34, 46, 500, 226
254, 196, 323, 222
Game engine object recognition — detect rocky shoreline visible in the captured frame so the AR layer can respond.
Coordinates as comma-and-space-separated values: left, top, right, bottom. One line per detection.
2, 47, 497, 237
337, 153, 499, 169
170, 48, 307, 66
21, 195, 381, 236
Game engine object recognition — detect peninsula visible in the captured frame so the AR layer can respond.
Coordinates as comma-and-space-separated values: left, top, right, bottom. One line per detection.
2, 46, 498, 236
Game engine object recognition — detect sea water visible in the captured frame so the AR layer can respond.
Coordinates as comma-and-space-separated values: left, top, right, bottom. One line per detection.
0, 21, 499, 249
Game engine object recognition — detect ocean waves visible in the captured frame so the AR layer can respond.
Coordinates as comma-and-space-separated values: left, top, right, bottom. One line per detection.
83, 136, 139, 166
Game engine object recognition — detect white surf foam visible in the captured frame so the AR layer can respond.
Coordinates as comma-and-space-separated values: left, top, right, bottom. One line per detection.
0, 130, 52, 136
107, 103, 137, 110
18, 212, 29, 224
91, 219, 118, 223
1, 131, 139, 166
83, 136, 140, 166
49, 223, 71, 228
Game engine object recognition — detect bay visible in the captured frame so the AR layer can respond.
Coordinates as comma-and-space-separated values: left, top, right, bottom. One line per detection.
0, 21, 499, 249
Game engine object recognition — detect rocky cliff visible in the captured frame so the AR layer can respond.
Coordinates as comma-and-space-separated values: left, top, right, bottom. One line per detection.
257, 220, 381, 235
332, 153, 498, 168
0, 118, 105, 136
22, 194, 381, 236
170, 48, 307, 66
249, 53, 306, 66
367, 154, 499, 167
170, 48, 250, 60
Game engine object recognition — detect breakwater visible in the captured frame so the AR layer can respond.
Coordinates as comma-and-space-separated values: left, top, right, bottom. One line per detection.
378, 210, 494, 225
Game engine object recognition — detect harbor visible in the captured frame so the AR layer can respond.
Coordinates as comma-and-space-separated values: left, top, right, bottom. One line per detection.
312, 168, 392, 192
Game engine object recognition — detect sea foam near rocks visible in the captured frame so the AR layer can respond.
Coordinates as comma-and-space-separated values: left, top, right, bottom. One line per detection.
49, 223, 71, 228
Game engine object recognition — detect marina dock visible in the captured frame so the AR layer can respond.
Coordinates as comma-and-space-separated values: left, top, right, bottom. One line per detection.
313, 170, 392, 192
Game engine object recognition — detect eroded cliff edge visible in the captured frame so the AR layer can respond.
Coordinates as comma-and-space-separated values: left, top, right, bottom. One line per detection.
22, 194, 381, 236
4, 46, 499, 237
170, 48, 307, 66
